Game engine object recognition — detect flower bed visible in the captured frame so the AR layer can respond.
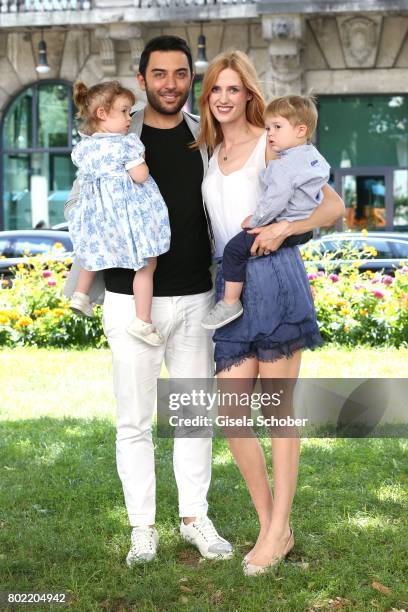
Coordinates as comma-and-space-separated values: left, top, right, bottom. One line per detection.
0, 255, 105, 348
303, 243, 408, 346
0, 240, 407, 348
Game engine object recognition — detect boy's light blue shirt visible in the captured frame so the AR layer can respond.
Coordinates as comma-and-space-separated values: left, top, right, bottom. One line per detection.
248, 143, 331, 229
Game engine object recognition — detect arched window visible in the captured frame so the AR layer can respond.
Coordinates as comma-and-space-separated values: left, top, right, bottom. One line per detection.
0, 81, 78, 230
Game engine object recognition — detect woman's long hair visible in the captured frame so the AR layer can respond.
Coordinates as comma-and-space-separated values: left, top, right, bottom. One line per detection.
195, 50, 265, 152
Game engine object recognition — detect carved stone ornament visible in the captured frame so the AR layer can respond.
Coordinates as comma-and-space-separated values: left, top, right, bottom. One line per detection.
129, 36, 145, 73
95, 26, 116, 76
95, 24, 144, 75
262, 14, 304, 97
262, 15, 303, 42
338, 16, 381, 68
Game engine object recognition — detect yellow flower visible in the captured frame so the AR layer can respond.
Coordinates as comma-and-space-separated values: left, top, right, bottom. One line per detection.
365, 270, 374, 278
53, 308, 65, 317
343, 325, 350, 332
17, 263, 25, 270
0, 314, 10, 325
53, 242, 64, 250
64, 257, 72, 265
340, 307, 351, 315
361, 228, 368, 237
15, 316, 33, 328
33, 309, 42, 316
40, 307, 50, 314
0, 255, 6, 260
8, 311, 19, 321
352, 261, 360, 268
359, 309, 368, 316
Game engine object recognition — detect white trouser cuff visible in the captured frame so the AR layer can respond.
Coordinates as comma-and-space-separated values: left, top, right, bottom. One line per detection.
179, 503, 208, 519
129, 514, 156, 527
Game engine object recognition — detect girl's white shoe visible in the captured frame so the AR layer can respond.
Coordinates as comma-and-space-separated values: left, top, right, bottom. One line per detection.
69, 292, 94, 317
127, 317, 164, 346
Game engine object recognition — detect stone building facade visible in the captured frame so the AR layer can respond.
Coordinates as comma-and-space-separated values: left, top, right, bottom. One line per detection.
0, 0, 407, 232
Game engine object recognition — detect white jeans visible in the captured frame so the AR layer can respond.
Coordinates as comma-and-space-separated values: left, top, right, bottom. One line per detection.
102, 289, 214, 526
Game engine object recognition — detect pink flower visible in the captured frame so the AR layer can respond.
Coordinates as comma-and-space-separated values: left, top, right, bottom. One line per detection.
329, 273, 339, 283
307, 272, 318, 280
43, 270, 52, 278
317, 271, 325, 277
382, 275, 393, 285
372, 289, 385, 299
354, 283, 363, 290
371, 278, 380, 284
47, 279, 56, 287
401, 266, 408, 273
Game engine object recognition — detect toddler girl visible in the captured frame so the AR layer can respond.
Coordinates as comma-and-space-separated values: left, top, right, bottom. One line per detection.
68, 80, 171, 346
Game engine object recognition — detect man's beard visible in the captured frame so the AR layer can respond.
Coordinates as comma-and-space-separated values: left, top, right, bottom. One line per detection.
145, 85, 190, 116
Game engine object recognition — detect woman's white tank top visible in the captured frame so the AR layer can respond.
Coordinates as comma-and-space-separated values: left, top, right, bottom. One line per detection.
202, 132, 267, 258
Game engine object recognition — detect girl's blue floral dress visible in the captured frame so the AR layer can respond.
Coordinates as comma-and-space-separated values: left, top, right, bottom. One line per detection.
68, 132, 171, 271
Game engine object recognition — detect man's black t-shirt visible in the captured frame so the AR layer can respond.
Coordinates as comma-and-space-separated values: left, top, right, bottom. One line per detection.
103, 119, 212, 297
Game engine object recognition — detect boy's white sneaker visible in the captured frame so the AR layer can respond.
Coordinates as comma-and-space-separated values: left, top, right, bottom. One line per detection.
127, 317, 164, 346
69, 291, 94, 317
180, 516, 233, 560
126, 526, 159, 566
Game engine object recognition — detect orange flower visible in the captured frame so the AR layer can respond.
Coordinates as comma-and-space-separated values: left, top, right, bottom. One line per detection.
15, 316, 33, 328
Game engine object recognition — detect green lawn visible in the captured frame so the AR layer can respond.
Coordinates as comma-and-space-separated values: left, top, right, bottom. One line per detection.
0, 347, 407, 611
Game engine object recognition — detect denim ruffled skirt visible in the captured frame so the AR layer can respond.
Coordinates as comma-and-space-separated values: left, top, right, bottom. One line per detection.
213, 246, 323, 374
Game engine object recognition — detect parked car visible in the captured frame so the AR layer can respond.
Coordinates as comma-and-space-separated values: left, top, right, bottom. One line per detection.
51, 222, 69, 231
301, 232, 408, 275
0, 230, 73, 279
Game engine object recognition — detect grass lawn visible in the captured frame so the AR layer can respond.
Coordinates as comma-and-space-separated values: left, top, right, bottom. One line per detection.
0, 347, 407, 611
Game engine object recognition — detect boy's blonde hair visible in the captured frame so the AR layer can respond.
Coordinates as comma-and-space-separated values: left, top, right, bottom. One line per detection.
265, 95, 318, 141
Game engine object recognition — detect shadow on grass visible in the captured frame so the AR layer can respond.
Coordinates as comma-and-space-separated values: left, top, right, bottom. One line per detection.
0, 418, 407, 610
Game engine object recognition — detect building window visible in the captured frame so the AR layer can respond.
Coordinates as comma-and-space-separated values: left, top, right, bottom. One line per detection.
0, 81, 77, 230
318, 95, 408, 231
318, 95, 408, 168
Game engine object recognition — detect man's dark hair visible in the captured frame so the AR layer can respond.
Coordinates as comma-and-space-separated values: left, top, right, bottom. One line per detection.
138, 35, 193, 77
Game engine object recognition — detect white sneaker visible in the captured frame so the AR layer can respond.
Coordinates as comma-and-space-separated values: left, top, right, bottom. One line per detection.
69, 291, 94, 317
180, 516, 233, 560
126, 526, 159, 567
127, 317, 164, 346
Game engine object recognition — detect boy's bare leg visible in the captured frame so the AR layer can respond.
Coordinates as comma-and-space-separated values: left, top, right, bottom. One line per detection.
223, 280, 244, 305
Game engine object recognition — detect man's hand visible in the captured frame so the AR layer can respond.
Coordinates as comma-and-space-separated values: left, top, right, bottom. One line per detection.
247, 220, 292, 256
241, 215, 253, 229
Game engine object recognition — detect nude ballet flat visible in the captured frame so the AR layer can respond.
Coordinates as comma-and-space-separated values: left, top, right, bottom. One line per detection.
243, 529, 294, 577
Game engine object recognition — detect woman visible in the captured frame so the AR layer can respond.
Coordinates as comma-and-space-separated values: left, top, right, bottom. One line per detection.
196, 51, 345, 576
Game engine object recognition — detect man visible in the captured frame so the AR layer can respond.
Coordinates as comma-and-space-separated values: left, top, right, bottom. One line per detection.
65, 36, 233, 566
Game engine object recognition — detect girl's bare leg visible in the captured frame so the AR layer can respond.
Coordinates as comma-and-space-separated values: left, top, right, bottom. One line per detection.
133, 257, 156, 323
76, 269, 96, 295
247, 351, 302, 567
218, 357, 274, 558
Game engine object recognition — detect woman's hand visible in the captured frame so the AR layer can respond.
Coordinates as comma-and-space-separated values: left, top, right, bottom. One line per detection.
247, 185, 345, 256
247, 220, 292, 256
